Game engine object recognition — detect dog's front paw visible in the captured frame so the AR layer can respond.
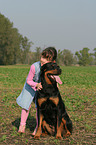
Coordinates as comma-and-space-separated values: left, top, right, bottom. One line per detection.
56, 135, 62, 140
64, 131, 71, 137
34, 135, 40, 139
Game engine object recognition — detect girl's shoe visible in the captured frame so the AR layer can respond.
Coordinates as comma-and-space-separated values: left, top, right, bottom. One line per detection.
18, 125, 25, 133
32, 126, 37, 136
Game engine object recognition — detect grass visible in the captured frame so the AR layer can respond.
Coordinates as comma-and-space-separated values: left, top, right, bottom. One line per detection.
0, 65, 96, 145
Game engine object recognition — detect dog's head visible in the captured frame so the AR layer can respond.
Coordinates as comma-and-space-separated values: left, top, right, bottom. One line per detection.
40, 62, 62, 85
41, 62, 61, 75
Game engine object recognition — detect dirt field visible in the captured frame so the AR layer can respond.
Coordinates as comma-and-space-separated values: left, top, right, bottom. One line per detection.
0, 65, 96, 145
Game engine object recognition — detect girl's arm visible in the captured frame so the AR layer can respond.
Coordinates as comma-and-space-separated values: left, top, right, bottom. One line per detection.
27, 64, 38, 91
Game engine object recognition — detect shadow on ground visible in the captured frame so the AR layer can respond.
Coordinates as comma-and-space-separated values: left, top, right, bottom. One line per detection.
12, 116, 36, 131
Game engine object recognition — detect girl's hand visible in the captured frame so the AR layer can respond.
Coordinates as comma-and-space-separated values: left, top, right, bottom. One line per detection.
36, 82, 42, 90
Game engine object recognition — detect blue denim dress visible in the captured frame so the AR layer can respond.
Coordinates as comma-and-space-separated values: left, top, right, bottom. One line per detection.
16, 61, 41, 110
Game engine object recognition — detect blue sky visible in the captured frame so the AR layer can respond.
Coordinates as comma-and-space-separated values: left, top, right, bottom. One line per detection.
0, 0, 96, 53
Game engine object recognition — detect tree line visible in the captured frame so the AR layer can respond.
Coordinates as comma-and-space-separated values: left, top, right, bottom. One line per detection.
0, 13, 96, 66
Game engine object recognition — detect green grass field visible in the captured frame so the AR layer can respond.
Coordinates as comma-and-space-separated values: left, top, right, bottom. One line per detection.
0, 65, 96, 145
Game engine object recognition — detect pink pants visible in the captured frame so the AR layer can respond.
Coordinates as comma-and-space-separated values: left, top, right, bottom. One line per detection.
20, 105, 38, 127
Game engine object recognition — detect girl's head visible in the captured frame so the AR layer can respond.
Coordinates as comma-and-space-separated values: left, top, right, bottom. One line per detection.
40, 47, 57, 66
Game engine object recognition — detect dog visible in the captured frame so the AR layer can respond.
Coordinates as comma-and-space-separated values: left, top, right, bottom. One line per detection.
34, 62, 72, 139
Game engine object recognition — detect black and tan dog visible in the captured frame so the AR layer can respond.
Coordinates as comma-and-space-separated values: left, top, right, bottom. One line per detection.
34, 62, 72, 139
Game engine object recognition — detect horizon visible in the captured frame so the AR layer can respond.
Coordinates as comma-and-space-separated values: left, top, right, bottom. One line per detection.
0, 0, 96, 54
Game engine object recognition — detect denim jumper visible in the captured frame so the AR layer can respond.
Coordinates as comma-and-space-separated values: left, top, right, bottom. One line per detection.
16, 61, 41, 110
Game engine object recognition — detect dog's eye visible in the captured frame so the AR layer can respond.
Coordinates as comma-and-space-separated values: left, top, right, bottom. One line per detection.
44, 69, 47, 72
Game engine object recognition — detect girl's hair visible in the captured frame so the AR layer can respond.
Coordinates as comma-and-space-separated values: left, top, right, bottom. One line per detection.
41, 47, 57, 61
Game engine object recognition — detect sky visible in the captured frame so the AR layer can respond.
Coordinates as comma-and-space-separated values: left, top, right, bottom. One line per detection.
0, 0, 96, 54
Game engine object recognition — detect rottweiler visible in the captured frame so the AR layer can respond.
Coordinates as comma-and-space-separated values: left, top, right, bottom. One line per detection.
34, 62, 72, 139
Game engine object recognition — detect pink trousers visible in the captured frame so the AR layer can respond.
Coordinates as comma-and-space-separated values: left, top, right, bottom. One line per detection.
20, 105, 38, 127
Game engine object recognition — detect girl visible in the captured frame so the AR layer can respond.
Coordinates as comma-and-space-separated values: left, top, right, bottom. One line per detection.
16, 47, 62, 135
